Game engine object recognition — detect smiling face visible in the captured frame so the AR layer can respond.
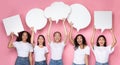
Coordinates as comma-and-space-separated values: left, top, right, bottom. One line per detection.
22, 32, 28, 42
53, 32, 61, 43
38, 36, 44, 45
98, 37, 105, 46
97, 35, 106, 47
77, 36, 83, 45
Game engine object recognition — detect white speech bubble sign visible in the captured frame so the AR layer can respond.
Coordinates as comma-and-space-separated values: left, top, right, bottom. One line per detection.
26, 8, 47, 32
68, 4, 91, 31
44, 2, 71, 23
94, 11, 112, 33
3, 15, 24, 36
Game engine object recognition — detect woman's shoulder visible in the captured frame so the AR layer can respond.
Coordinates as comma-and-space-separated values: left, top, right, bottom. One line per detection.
84, 45, 90, 50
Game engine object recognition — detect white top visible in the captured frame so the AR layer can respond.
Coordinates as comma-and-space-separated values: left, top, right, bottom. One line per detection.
92, 45, 114, 63
34, 46, 48, 62
13, 41, 33, 57
73, 46, 90, 64
50, 41, 65, 60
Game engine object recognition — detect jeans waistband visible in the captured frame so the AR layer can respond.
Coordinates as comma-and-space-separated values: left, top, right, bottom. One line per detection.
96, 62, 108, 64
51, 59, 62, 61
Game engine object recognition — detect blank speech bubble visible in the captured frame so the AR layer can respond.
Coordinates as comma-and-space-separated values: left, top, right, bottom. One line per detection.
94, 11, 112, 33
68, 4, 91, 31
44, 2, 71, 23
3, 15, 24, 36
26, 8, 47, 32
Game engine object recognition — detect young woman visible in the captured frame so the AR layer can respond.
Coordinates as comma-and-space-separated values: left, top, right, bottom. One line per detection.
31, 27, 48, 65
69, 23, 90, 65
47, 18, 68, 65
8, 31, 33, 65
90, 28, 117, 65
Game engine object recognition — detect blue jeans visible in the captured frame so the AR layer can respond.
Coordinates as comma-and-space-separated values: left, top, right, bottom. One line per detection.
96, 62, 108, 65
72, 63, 85, 65
15, 56, 30, 65
49, 59, 63, 65
35, 60, 47, 65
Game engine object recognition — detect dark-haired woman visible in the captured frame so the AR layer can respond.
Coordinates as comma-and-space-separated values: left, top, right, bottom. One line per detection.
8, 31, 33, 65
90, 28, 117, 65
69, 23, 90, 65
31, 27, 48, 65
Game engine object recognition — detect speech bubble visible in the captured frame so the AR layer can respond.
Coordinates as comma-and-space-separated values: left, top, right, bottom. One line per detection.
44, 2, 71, 23
68, 4, 91, 31
26, 8, 47, 32
3, 15, 24, 36
94, 11, 112, 33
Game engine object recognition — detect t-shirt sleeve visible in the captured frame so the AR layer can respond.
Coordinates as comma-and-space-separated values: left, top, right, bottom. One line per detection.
61, 41, 66, 47
29, 44, 33, 52
45, 47, 49, 53
13, 41, 18, 47
85, 46, 90, 55
50, 41, 53, 47
91, 45, 97, 52
107, 45, 114, 54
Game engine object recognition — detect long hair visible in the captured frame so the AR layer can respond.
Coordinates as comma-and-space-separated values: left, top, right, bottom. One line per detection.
96, 35, 107, 47
16, 31, 31, 43
74, 34, 87, 49
37, 35, 46, 46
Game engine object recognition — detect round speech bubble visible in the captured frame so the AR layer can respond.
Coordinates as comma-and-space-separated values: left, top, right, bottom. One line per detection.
26, 8, 47, 32
44, 2, 71, 23
68, 4, 91, 31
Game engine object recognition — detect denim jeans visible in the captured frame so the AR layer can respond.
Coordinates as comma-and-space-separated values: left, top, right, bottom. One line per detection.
35, 60, 47, 65
96, 62, 108, 65
49, 59, 63, 65
72, 63, 85, 65
15, 56, 30, 65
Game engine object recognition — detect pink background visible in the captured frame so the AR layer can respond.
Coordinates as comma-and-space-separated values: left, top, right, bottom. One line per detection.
0, 0, 120, 65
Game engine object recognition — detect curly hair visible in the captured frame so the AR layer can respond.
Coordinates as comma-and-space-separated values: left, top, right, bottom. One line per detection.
74, 34, 87, 49
16, 31, 31, 43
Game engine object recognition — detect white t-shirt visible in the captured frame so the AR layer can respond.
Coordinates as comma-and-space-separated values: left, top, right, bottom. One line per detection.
50, 41, 65, 60
73, 46, 90, 64
13, 41, 33, 57
92, 45, 114, 63
34, 45, 48, 62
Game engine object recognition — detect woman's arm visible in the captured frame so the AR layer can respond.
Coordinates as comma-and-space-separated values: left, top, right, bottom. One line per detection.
90, 27, 96, 49
45, 53, 48, 63
47, 18, 52, 44
30, 27, 35, 47
110, 29, 117, 49
85, 55, 89, 65
29, 52, 33, 65
62, 18, 68, 44
8, 32, 15, 48
69, 22, 74, 45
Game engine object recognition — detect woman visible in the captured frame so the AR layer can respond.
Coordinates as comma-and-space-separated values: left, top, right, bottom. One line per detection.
8, 31, 33, 65
31, 27, 48, 65
69, 23, 90, 65
90, 28, 117, 65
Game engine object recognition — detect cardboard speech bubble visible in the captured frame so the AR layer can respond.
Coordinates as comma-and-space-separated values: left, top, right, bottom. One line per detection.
68, 4, 91, 31
94, 11, 112, 33
26, 8, 47, 32
44, 2, 71, 23
3, 15, 24, 36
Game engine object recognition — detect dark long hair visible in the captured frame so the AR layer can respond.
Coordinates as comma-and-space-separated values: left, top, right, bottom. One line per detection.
96, 35, 107, 47
74, 34, 87, 49
37, 35, 46, 46
16, 31, 31, 43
